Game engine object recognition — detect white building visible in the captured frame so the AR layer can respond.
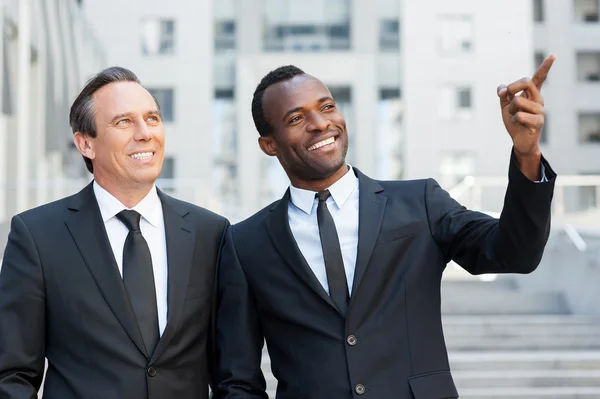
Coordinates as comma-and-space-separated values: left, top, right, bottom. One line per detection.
533, 0, 600, 211
0, 0, 105, 231
81, 0, 599, 221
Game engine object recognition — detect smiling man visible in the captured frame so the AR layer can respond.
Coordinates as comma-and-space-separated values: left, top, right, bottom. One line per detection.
215, 60, 557, 399
0, 67, 229, 399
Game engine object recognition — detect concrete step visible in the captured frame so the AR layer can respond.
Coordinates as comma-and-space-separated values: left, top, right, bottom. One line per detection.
442, 316, 600, 350
446, 336, 600, 351
449, 351, 600, 371
454, 369, 600, 389
443, 315, 600, 333
456, 386, 600, 398
441, 290, 570, 315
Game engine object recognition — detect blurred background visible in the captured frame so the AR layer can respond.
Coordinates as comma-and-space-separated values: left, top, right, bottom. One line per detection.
1, 0, 600, 397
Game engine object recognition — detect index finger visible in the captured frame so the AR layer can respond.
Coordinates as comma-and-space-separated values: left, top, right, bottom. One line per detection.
532, 54, 557, 89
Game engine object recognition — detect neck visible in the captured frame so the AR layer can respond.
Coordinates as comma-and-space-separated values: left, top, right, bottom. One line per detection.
290, 164, 349, 192
94, 176, 153, 208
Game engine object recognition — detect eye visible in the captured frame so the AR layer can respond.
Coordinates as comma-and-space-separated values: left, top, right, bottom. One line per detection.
322, 104, 335, 111
116, 119, 130, 126
289, 115, 302, 124
146, 115, 160, 123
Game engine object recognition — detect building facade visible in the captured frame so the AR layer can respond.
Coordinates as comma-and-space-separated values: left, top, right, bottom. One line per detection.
0, 0, 105, 228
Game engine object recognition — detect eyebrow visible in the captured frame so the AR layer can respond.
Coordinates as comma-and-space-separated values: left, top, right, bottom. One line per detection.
110, 112, 134, 124
110, 109, 161, 124
281, 97, 335, 122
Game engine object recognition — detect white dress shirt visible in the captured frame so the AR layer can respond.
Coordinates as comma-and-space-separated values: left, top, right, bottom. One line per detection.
288, 166, 359, 294
93, 182, 168, 335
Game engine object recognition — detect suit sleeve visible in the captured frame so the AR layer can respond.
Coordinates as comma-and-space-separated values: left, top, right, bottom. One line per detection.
426, 150, 556, 275
213, 227, 268, 399
0, 215, 46, 398
208, 218, 231, 395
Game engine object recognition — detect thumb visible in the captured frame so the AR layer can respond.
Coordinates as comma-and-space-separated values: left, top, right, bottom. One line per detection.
497, 84, 510, 108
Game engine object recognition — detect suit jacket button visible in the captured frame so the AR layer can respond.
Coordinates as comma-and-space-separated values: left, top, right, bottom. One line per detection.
147, 366, 157, 377
347, 335, 357, 346
355, 384, 365, 395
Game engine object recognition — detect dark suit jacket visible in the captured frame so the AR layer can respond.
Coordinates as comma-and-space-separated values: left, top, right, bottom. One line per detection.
215, 153, 556, 399
0, 183, 229, 399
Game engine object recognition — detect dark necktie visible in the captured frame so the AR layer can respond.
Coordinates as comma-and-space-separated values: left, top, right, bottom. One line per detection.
116, 210, 160, 355
316, 190, 349, 316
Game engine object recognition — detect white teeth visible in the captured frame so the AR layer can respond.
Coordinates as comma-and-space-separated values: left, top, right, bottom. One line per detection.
308, 137, 335, 151
130, 152, 153, 160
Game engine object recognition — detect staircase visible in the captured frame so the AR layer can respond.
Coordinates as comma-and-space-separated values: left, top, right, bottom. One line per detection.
441, 277, 600, 398
260, 275, 600, 398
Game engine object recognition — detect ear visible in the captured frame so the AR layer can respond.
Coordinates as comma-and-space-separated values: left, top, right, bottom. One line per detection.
258, 135, 278, 157
73, 132, 96, 160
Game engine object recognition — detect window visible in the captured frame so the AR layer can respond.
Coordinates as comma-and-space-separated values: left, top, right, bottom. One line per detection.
540, 112, 548, 144
577, 52, 600, 82
148, 88, 174, 122
574, 0, 600, 22
535, 51, 546, 69
379, 19, 400, 51
579, 113, 600, 143
328, 86, 354, 162
141, 19, 175, 55
438, 16, 473, 54
379, 87, 401, 100
439, 152, 475, 188
159, 157, 175, 179
263, 0, 351, 52
438, 86, 473, 119
533, 0, 545, 22
215, 20, 236, 52
376, 87, 403, 179
212, 88, 238, 205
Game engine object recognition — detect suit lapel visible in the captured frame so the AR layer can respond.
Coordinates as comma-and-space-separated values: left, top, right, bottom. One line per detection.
64, 183, 148, 357
351, 168, 387, 298
265, 190, 339, 313
150, 191, 195, 363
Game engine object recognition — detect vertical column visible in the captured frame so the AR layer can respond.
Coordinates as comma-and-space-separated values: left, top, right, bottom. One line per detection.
34, 2, 48, 206
235, 0, 263, 219
0, 6, 6, 222
16, 0, 32, 212
351, 0, 378, 175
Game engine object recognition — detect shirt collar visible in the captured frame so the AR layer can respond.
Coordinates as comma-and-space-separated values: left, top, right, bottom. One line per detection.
93, 181, 162, 227
289, 165, 358, 215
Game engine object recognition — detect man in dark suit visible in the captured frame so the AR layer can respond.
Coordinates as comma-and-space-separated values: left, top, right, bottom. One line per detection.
0, 67, 228, 398
215, 56, 557, 399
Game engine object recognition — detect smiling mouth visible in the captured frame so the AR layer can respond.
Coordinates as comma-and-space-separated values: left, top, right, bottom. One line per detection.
308, 136, 336, 151
130, 151, 154, 160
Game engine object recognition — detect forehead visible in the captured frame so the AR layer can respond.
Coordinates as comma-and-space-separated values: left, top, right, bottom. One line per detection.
93, 81, 157, 117
263, 74, 332, 120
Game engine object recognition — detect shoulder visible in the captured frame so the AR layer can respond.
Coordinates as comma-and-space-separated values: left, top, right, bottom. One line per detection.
159, 192, 229, 229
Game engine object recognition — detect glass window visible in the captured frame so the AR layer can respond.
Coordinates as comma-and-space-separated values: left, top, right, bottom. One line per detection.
215, 20, 236, 52
438, 16, 474, 54
263, 0, 351, 52
141, 19, 175, 55
533, 0, 545, 22
438, 86, 473, 119
380, 19, 400, 51
574, 0, 600, 22
577, 52, 600, 82
579, 113, 600, 143
148, 88, 174, 122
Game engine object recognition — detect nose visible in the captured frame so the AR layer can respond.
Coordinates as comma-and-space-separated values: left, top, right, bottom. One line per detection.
133, 118, 153, 141
306, 110, 331, 133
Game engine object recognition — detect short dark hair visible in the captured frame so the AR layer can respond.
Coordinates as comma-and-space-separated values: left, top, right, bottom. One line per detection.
251, 65, 305, 136
69, 66, 141, 173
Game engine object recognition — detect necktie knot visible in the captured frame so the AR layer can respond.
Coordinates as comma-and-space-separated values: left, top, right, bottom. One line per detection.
116, 210, 142, 232
316, 189, 331, 202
